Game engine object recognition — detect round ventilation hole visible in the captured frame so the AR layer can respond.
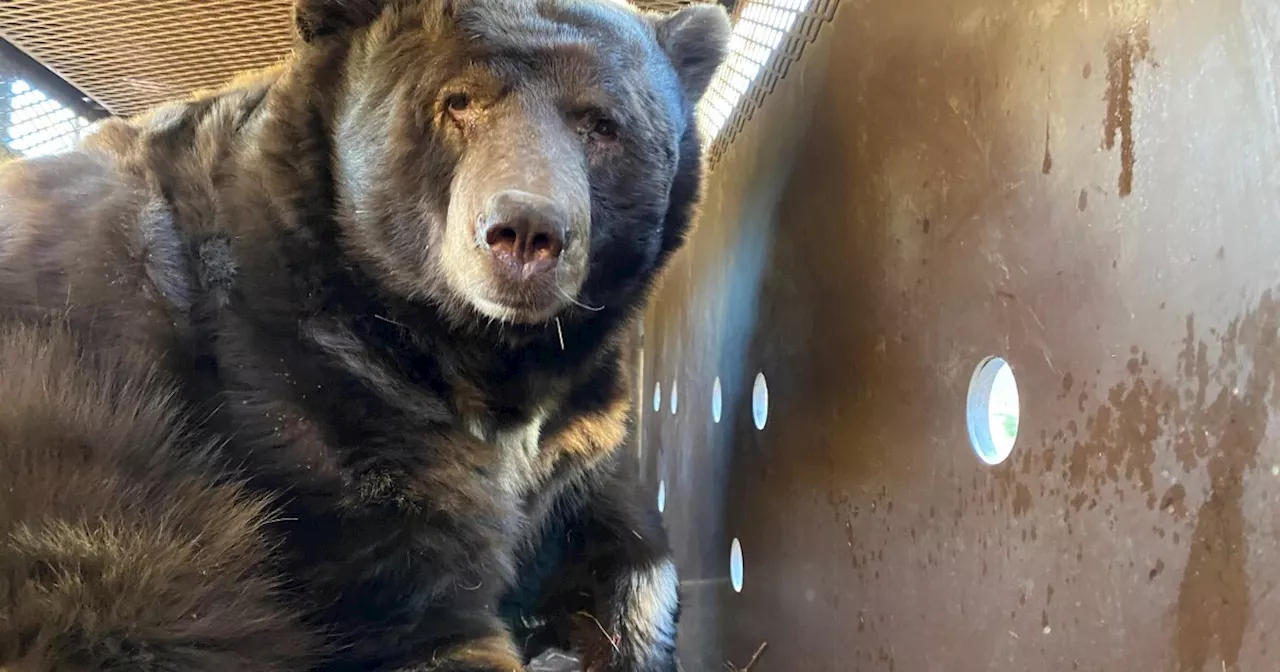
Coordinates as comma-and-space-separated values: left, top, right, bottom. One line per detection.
670, 379, 679, 415
711, 376, 723, 424
751, 372, 768, 430
966, 356, 1020, 465
653, 381, 662, 413
729, 538, 744, 593
657, 480, 666, 513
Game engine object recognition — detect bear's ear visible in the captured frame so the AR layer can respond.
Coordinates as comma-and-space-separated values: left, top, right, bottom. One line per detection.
652, 3, 732, 105
294, 0, 390, 43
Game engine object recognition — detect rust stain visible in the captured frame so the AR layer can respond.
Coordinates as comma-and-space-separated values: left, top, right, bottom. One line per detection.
1043, 291, 1280, 670
1159, 483, 1188, 520
1061, 350, 1165, 509
1173, 295, 1279, 672
1011, 482, 1033, 515
1042, 118, 1053, 175
1173, 317, 1214, 472
1102, 25, 1152, 197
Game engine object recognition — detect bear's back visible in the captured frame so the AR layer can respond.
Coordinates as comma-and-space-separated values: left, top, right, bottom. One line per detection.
0, 319, 322, 672
0, 71, 282, 365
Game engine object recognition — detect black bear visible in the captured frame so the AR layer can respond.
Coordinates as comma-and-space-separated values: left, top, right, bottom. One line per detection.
0, 0, 730, 670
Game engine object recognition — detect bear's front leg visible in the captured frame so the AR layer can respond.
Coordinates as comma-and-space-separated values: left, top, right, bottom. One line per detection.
396, 615, 527, 672
299, 430, 533, 672
378, 498, 532, 672
508, 456, 679, 672
346, 529, 531, 672
573, 555, 679, 672
571, 496, 679, 672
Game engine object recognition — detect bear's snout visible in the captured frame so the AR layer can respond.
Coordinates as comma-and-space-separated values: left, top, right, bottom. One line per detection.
479, 189, 568, 283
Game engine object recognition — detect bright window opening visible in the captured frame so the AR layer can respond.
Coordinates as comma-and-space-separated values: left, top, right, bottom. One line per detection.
696, 0, 813, 145
965, 357, 1020, 465
2, 80, 92, 158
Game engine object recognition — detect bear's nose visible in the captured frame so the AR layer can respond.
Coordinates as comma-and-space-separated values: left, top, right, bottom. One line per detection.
480, 190, 567, 278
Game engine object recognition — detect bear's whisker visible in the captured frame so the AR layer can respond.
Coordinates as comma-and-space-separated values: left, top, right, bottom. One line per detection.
555, 284, 605, 312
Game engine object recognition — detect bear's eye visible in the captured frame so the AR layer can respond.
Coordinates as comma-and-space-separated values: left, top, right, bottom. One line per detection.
589, 116, 618, 141
445, 93, 472, 114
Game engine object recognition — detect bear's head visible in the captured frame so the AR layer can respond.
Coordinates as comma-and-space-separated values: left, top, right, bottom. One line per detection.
293, 0, 731, 328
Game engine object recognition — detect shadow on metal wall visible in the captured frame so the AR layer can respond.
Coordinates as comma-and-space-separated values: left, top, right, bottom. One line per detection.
642, 0, 1280, 669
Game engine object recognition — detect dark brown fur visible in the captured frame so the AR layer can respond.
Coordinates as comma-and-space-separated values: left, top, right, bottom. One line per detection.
0, 0, 730, 670
0, 322, 318, 671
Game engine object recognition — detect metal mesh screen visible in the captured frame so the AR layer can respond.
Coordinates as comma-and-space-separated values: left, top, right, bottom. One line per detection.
697, 0, 838, 164
0, 0, 296, 119
0, 44, 98, 158
0, 0, 831, 161
0, 0, 706, 120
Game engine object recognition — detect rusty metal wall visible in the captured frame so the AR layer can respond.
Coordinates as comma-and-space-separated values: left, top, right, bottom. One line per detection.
641, 0, 1280, 670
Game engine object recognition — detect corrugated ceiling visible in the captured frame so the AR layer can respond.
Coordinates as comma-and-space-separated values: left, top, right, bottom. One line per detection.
0, 0, 698, 118
0, 0, 836, 161
0, 1, 296, 118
